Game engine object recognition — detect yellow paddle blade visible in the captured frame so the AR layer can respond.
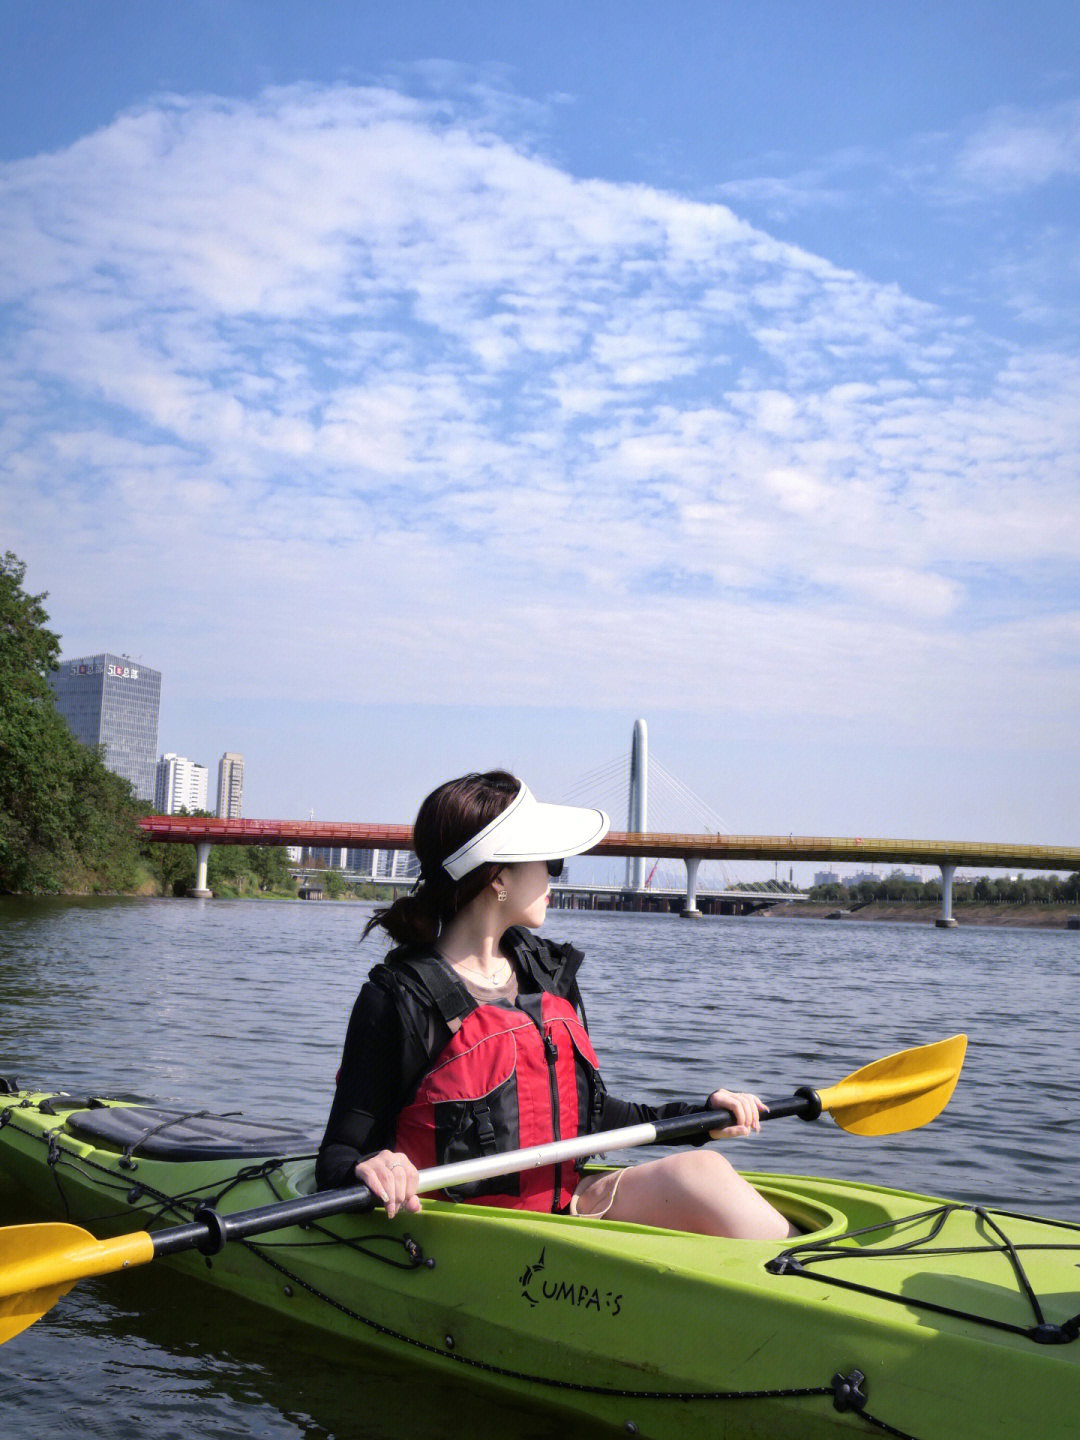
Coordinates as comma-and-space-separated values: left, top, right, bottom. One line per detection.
817, 1034, 967, 1136
0, 1222, 156, 1341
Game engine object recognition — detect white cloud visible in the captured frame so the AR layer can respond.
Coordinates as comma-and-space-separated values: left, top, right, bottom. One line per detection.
956, 99, 1080, 192
1, 82, 1078, 758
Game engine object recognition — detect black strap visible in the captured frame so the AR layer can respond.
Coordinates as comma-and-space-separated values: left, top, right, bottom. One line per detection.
504, 927, 590, 1029
514, 990, 546, 1032
396, 954, 477, 1033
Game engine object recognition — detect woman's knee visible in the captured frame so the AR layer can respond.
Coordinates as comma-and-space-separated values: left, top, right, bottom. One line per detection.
667, 1147, 737, 1191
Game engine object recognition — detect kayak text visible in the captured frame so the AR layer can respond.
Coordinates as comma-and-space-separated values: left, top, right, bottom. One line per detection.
519, 1248, 622, 1316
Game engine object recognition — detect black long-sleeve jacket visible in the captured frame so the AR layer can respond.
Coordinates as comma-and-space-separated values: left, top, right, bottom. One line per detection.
316, 926, 710, 1191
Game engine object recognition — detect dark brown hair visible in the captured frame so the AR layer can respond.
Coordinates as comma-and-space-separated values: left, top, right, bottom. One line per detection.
363, 770, 520, 946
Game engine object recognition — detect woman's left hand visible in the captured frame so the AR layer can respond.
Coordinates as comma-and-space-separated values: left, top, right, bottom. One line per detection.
706, 1088, 768, 1139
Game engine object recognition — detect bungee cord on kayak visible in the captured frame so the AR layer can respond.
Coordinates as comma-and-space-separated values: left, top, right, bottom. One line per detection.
768, 1202, 1080, 1345
1, 1095, 431, 1276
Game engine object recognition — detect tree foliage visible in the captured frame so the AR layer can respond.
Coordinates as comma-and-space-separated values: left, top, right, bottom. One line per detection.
809, 868, 1080, 908
0, 552, 144, 893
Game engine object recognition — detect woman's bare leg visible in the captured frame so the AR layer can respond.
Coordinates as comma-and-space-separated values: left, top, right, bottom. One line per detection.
573, 1151, 797, 1238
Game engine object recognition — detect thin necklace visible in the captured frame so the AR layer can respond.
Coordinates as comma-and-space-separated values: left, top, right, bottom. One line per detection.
439, 951, 512, 986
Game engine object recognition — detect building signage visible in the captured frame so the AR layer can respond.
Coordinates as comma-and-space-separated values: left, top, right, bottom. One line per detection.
69, 659, 140, 679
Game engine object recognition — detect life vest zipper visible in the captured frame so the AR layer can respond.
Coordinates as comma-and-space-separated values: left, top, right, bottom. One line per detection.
543, 1032, 562, 1212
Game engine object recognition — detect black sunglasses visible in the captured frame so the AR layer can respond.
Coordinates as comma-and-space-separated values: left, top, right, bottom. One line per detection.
546, 859, 564, 879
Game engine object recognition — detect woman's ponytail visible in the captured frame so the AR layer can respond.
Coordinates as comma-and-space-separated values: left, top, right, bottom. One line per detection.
362, 770, 519, 947
362, 885, 441, 946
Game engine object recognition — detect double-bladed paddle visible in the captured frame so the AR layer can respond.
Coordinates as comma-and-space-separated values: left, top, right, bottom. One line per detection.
0, 1034, 966, 1345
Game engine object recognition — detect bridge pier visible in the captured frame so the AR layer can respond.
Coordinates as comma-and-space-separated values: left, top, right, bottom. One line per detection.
936, 862, 958, 928
681, 856, 703, 918
190, 841, 213, 898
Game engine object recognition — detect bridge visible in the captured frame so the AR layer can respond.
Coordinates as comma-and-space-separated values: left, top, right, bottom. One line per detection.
140, 717, 1080, 923
137, 813, 1080, 924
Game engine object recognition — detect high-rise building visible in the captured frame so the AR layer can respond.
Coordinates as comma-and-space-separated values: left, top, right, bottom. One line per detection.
305, 848, 420, 879
339, 848, 419, 880
216, 752, 244, 818
375, 849, 420, 881
155, 754, 209, 815
49, 653, 161, 801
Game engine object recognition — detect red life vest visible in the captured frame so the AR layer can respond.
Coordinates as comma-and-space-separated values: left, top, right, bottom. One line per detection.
394, 986, 599, 1213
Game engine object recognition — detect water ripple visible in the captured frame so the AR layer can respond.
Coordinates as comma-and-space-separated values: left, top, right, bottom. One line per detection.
2, 897, 1077, 1439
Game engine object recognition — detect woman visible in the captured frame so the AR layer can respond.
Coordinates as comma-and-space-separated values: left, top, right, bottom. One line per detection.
318, 770, 795, 1239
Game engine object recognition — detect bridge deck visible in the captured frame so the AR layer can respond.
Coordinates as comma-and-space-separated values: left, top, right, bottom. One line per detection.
137, 817, 1080, 871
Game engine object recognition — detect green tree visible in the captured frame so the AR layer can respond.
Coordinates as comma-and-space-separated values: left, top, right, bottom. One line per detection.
0, 553, 144, 893
810, 881, 846, 903
208, 843, 254, 895
249, 843, 292, 892
142, 839, 196, 896
322, 867, 346, 898
881, 870, 914, 902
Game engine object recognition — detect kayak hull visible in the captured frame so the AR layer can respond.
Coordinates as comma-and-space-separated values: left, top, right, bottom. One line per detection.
1, 1087, 1078, 1439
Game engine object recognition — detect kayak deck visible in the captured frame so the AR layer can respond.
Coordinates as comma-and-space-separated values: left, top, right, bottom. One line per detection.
2, 1085, 1078, 1439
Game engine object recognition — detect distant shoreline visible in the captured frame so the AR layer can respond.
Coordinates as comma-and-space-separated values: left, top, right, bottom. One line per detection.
771, 901, 1080, 929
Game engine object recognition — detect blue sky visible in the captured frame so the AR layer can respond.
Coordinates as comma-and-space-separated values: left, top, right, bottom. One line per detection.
2, 1, 1078, 871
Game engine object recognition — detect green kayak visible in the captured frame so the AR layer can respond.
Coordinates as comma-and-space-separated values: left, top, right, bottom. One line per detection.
1, 1083, 1078, 1439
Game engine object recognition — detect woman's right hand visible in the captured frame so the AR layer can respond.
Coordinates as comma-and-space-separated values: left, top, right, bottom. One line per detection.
706, 1088, 767, 1139
355, 1150, 422, 1220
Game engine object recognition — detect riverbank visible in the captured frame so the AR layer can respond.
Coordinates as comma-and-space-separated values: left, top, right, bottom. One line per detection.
774, 901, 1080, 928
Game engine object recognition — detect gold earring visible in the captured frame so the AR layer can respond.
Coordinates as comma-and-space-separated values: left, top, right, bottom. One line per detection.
497, 890, 507, 902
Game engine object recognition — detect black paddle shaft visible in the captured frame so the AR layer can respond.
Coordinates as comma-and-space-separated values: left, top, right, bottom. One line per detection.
152, 1183, 379, 1258
650, 1088, 822, 1144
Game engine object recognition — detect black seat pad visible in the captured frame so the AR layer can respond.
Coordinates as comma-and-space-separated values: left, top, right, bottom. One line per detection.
65, 1105, 314, 1161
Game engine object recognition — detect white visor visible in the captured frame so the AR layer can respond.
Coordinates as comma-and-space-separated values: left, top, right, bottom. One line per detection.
442, 783, 610, 880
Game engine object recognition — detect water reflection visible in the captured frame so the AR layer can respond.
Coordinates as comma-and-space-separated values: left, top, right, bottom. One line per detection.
7, 1253, 610, 1440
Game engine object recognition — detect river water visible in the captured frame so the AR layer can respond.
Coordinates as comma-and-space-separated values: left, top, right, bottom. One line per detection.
1, 897, 1077, 1439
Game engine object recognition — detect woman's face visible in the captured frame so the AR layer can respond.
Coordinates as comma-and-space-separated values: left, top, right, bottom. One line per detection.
498, 861, 551, 929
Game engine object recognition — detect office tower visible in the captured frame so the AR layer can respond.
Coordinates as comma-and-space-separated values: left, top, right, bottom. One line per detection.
216, 752, 244, 818
155, 754, 209, 815
49, 653, 161, 801
332, 849, 420, 880
375, 849, 420, 881
304, 846, 346, 869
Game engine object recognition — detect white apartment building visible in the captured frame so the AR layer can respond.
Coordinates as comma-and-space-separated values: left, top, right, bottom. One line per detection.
216, 752, 244, 818
155, 753, 209, 815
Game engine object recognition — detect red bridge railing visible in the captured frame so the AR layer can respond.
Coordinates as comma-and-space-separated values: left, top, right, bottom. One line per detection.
136, 815, 1080, 869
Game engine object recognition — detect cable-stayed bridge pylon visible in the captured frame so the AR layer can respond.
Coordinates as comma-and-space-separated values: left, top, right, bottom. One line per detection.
560, 718, 747, 895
